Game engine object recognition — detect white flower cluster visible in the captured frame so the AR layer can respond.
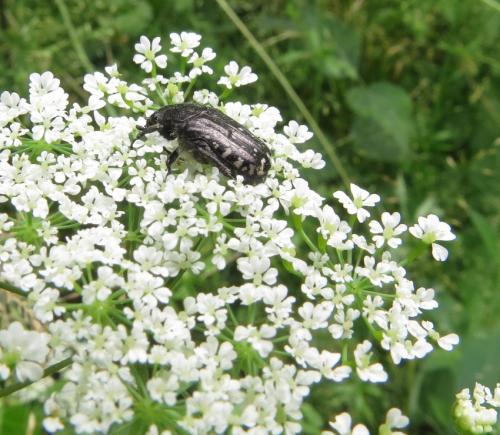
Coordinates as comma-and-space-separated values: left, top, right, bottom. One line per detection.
454, 383, 500, 434
0, 34, 459, 433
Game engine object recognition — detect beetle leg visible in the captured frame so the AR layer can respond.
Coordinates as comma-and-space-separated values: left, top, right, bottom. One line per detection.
167, 148, 180, 172
183, 137, 235, 179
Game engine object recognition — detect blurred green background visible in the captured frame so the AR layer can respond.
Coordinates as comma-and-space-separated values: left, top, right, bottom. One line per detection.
1, 0, 499, 433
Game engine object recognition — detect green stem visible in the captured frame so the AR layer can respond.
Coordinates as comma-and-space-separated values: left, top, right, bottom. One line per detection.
216, 0, 350, 188
54, 0, 94, 73
341, 342, 349, 365
292, 214, 319, 253
362, 289, 396, 299
0, 356, 73, 398
184, 79, 197, 100
479, 0, 500, 13
227, 305, 239, 326
0, 281, 26, 297
151, 64, 168, 105
219, 88, 233, 101
362, 315, 382, 341
401, 242, 426, 266
248, 302, 257, 324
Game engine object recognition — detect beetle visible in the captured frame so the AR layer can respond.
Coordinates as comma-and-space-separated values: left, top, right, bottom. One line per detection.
136, 103, 271, 185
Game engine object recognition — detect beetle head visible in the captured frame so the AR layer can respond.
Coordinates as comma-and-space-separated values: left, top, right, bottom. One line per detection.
137, 107, 178, 141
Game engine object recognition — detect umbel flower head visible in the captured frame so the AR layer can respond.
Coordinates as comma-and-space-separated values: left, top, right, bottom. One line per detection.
453, 383, 500, 434
0, 33, 458, 434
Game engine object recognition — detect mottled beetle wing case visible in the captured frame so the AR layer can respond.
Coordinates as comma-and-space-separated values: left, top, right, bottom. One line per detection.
179, 108, 271, 184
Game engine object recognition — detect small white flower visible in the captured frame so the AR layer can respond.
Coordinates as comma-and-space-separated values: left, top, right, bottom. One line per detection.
263, 284, 295, 326
1, 122, 28, 147
170, 32, 201, 57
325, 263, 354, 283
437, 332, 459, 351
105, 64, 120, 77
201, 180, 235, 216
147, 372, 179, 406
223, 101, 252, 125
0, 322, 51, 382
298, 301, 334, 329
237, 256, 277, 286
307, 349, 351, 382
212, 234, 229, 270
330, 284, 355, 309
217, 61, 258, 89
354, 340, 388, 383
280, 178, 324, 217
0, 91, 28, 124
234, 324, 276, 357
297, 149, 325, 169
133, 36, 168, 73
352, 234, 376, 254
284, 120, 313, 144
334, 183, 380, 223
165, 238, 204, 276
409, 214, 455, 261
188, 47, 216, 78
369, 212, 407, 248
30, 287, 65, 322
380, 408, 409, 435
329, 308, 361, 340
194, 292, 226, 332
192, 89, 219, 106
29, 71, 61, 96
328, 412, 369, 435
490, 384, 500, 408
356, 256, 394, 287
301, 271, 328, 299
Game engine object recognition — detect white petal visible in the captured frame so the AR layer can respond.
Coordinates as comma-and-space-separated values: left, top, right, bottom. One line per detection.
330, 412, 352, 434
133, 54, 146, 64
386, 408, 409, 429
431, 243, 448, 261
438, 333, 459, 351
155, 55, 168, 69
409, 225, 423, 239
16, 361, 43, 382
352, 424, 370, 435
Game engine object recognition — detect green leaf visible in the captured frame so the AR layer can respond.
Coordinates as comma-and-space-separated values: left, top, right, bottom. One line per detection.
301, 402, 325, 434
455, 327, 500, 388
325, 17, 361, 79
0, 403, 28, 435
467, 209, 499, 258
295, 10, 360, 80
112, 1, 153, 34
346, 82, 414, 162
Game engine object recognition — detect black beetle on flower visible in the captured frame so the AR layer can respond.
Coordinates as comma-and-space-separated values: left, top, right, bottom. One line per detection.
137, 103, 271, 185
